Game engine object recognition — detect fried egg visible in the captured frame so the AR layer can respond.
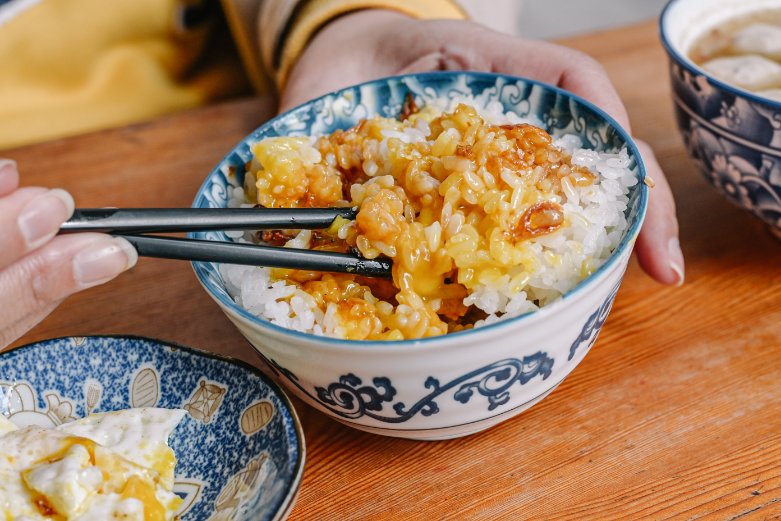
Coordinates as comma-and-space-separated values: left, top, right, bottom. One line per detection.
0, 408, 185, 520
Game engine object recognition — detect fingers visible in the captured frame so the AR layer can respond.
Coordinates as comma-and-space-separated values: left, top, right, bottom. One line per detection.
0, 233, 138, 346
403, 23, 633, 132
490, 38, 632, 132
0, 302, 59, 350
556, 52, 632, 133
7, 233, 138, 307
0, 159, 19, 196
633, 141, 684, 286
486, 37, 680, 284
0, 186, 75, 270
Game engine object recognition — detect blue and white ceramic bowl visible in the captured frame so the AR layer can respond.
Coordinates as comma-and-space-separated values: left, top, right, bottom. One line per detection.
192, 72, 648, 440
661, 0, 781, 238
0, 336, 305, 520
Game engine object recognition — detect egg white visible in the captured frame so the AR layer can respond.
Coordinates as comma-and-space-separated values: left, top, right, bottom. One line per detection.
0, 408, 185, 521
0, 413, 17, 434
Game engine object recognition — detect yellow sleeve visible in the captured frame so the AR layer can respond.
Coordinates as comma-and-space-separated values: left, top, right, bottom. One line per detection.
258, 0, 467, 92
0, 0, 249, 150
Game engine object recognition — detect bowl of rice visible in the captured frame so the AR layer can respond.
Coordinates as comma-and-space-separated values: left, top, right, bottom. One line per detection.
192, 71, 648, 440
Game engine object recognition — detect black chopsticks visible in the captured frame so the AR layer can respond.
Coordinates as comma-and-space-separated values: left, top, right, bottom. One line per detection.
118, 235, 392, 277
60, 207, 358, 233
59, 208, 392, 278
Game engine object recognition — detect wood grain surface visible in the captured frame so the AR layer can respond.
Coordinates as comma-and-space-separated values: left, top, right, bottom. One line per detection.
5, 20, 781, 520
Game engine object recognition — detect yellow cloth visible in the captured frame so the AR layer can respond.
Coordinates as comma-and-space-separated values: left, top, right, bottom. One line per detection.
0, 0, 465, 150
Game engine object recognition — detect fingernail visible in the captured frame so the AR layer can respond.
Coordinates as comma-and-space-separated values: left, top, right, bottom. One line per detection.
73, 237, 138, 287
0, 159, 17, 184
668, 237, 685, 287
17, 189, 75, 250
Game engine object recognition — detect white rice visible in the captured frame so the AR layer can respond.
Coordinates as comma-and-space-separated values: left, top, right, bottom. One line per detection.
219, 102, 636, 338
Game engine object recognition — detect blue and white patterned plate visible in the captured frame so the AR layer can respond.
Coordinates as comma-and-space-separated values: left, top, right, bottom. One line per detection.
0, 336, 305, 520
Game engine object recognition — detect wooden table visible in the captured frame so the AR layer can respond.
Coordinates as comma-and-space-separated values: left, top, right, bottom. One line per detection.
6, 20, 781, 520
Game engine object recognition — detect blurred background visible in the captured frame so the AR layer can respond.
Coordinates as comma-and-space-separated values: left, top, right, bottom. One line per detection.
458, 0, 669, 38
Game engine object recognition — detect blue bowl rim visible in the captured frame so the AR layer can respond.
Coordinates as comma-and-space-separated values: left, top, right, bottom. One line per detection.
0, 334, 306, 521
191, 70, 649, 348
659, 0, 781, 109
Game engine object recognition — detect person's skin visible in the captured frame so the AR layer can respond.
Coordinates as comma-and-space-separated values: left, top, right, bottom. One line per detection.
282, 10, 684, 287
0, 159, 137, 348
0, 9, 683, 349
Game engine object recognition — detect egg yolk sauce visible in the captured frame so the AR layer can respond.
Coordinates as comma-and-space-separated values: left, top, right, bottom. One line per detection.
246, 104, 597, 340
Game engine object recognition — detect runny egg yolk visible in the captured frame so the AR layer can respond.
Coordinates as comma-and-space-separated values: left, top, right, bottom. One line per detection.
36, 436, 98, 465
1, 408, 186, 521
19, 435, 179, 520
120, 475, 166, 521
150, 446, 177, 485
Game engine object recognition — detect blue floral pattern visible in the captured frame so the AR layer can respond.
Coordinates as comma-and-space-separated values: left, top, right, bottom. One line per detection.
669, 61, 781, 232
265, 353, 554, 423
0, 336, 304, 521
568, 282, 621, 361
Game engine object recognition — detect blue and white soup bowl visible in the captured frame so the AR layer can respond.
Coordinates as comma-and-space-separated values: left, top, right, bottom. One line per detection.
0, 336, 305, 521
661, 0, 781, 238
192, 72, 649, 440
